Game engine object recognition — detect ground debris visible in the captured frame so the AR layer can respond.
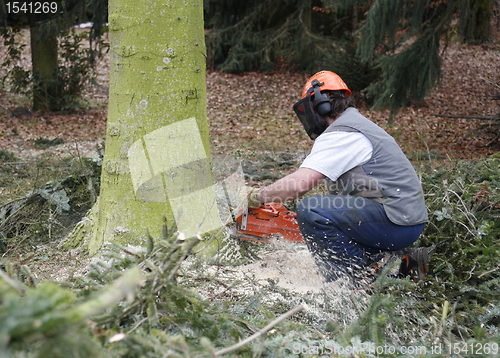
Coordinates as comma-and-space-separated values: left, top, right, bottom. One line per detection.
0, 172, 99, 255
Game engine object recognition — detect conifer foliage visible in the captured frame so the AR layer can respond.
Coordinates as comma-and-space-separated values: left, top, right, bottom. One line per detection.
205, 0, 495, 118
355, 0, 490, 120
208, 0, 380, 93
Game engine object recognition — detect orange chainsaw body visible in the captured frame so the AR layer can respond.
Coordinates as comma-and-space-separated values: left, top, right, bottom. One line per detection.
235, 203, 304, 244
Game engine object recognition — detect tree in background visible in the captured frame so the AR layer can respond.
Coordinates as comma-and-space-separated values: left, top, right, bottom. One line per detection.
459, 0, 495, 42
204, 0, 495, 121
27, 3, 60, 111
355, 0, 495, 122
0, 0, 108, 110
204, 0, 375, 90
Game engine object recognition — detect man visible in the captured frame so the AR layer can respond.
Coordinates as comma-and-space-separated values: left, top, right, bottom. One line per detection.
247, 70, 428, 282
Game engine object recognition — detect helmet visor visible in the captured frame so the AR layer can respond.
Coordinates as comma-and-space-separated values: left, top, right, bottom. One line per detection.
293, 96, 322, 140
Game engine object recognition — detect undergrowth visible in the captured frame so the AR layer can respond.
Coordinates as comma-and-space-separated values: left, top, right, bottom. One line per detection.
0, 154, 500, 357
1, 27, 104, 111
0, 148, 102, 254
415, 154, 500, 338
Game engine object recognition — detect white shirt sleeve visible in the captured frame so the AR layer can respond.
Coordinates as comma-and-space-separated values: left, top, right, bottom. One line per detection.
299, 131, 373, 181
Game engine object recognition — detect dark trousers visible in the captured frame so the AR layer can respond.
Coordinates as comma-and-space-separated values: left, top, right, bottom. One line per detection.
296, 195, 424, 281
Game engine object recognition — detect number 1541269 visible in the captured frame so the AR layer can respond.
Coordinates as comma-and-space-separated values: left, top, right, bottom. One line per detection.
6, 2, 58, 14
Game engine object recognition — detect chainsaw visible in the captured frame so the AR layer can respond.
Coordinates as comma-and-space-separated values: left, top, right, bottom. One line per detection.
233, 203, 304, 244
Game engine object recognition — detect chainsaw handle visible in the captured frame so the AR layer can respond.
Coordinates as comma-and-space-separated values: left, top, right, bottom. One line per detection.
249, 204, 279, 218
237, 203, 289, 221
262, 203, 279, 214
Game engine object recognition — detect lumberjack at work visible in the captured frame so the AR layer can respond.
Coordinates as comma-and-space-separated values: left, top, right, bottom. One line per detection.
243, 70, 429, 283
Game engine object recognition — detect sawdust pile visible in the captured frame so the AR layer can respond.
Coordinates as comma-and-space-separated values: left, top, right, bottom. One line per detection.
241, 242, 325, 294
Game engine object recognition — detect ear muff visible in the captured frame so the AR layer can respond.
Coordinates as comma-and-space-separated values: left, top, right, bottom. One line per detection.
310, 79, 331, 116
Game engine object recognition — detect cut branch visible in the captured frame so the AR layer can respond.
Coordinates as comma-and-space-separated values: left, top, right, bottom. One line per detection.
432, 113, 497, 121
215, 304, 307, 356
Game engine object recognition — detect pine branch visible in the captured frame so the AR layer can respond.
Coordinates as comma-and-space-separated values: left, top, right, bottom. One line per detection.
215, 304, 307, 356
0, 268, 27, 293
76, 266, 144, 319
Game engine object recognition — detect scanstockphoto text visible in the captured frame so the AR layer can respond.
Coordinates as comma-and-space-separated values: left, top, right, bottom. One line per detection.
244, 173, 376, 209
291, 341, 430, 356
291, 341, 499, 356
299, 194, 368, 210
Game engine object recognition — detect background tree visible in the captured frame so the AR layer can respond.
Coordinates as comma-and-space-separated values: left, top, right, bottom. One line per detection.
86, 0, 220, 254
0, 0, 108, 110
204, 0, 495, 121
204, 0, 376, 91
28, 4, 59, 110
355, 0, 495, 122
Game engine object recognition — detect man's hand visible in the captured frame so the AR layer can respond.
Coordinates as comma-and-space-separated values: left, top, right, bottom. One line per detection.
246, 186, 261, 207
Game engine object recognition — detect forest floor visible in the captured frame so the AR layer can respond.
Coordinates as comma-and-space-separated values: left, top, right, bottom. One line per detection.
0, 37, 499, 163
0, 31, 499, 289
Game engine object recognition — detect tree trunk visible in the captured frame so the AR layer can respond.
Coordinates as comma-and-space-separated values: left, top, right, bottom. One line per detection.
29, 15, 58, 111
302, 0, 312, 31
88, 0, 219, 254
349, 3, 358, 33
470, 0, 494, 42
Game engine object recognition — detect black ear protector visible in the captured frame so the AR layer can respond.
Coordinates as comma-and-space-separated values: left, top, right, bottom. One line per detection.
310, 79, 331, 116
294, 78, 335, 140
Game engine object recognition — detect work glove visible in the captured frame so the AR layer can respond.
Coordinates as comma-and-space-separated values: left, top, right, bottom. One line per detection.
245, 186, 261, 208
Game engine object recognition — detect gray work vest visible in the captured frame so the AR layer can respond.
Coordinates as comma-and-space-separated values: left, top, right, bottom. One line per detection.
323, 108, 428, 226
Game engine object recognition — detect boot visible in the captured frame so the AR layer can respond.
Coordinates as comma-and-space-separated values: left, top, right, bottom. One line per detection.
399, 247, 429, 282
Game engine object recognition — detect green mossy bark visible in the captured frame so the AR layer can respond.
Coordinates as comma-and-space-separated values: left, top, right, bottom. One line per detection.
89, 0, 210, 255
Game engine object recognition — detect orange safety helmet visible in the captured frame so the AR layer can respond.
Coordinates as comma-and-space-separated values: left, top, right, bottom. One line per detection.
301, 70, 351, 99
293, 71, 351, 140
